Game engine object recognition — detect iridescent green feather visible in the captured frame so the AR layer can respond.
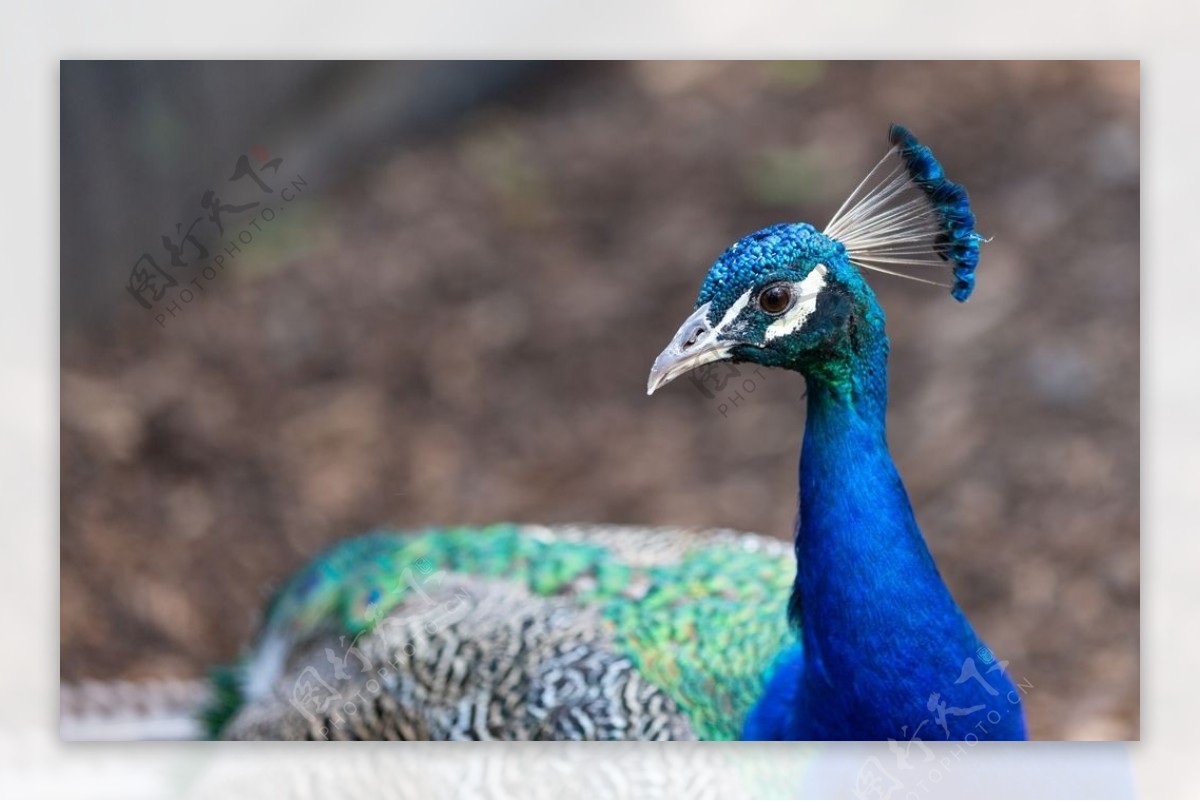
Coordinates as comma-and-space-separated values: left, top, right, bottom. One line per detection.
206, 523, 796, 740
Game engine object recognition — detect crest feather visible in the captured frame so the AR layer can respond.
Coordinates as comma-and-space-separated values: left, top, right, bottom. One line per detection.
825, 124, 984, 302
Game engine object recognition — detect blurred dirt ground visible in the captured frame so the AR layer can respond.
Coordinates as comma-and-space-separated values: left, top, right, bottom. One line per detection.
60, 61, 1139, 740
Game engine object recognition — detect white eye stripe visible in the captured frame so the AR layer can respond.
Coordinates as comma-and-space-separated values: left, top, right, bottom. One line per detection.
763, 265, 827, 341
715, 289, 753, 331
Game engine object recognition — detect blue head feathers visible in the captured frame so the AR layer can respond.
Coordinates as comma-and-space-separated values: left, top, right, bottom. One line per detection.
824, 124, 984, 302
696, 222, 841, 310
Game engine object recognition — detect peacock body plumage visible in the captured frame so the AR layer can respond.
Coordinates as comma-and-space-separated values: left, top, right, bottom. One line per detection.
209, 524, 794, 740
208, 125, 1027, 741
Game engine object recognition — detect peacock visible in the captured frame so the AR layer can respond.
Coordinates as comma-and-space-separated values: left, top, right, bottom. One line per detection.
205, 125, 1027, 742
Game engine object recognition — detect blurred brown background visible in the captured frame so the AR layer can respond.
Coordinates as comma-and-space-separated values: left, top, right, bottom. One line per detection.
60, 61, 1139, 740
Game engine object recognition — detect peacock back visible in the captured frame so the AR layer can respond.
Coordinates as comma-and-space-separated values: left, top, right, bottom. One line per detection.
208, 523, 796, 741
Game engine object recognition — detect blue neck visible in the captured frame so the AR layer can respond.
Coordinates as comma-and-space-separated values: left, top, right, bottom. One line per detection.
796, 334, 969, 687
744, 318, 1027, 740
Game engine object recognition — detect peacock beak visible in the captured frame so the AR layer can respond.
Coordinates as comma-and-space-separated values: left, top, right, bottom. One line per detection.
647, 302, 736, 395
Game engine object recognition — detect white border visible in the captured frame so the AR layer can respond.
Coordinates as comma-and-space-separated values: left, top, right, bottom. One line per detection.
3, 1, 1185, 797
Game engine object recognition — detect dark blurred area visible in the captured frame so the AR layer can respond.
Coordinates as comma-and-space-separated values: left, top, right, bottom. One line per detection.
60, 61, 1139, 740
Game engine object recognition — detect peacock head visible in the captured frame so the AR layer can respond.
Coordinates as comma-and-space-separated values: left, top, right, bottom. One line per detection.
648, 124, 983, 395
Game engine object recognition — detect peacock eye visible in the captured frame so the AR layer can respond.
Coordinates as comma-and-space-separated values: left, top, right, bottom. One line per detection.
757, 284, 792, 315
